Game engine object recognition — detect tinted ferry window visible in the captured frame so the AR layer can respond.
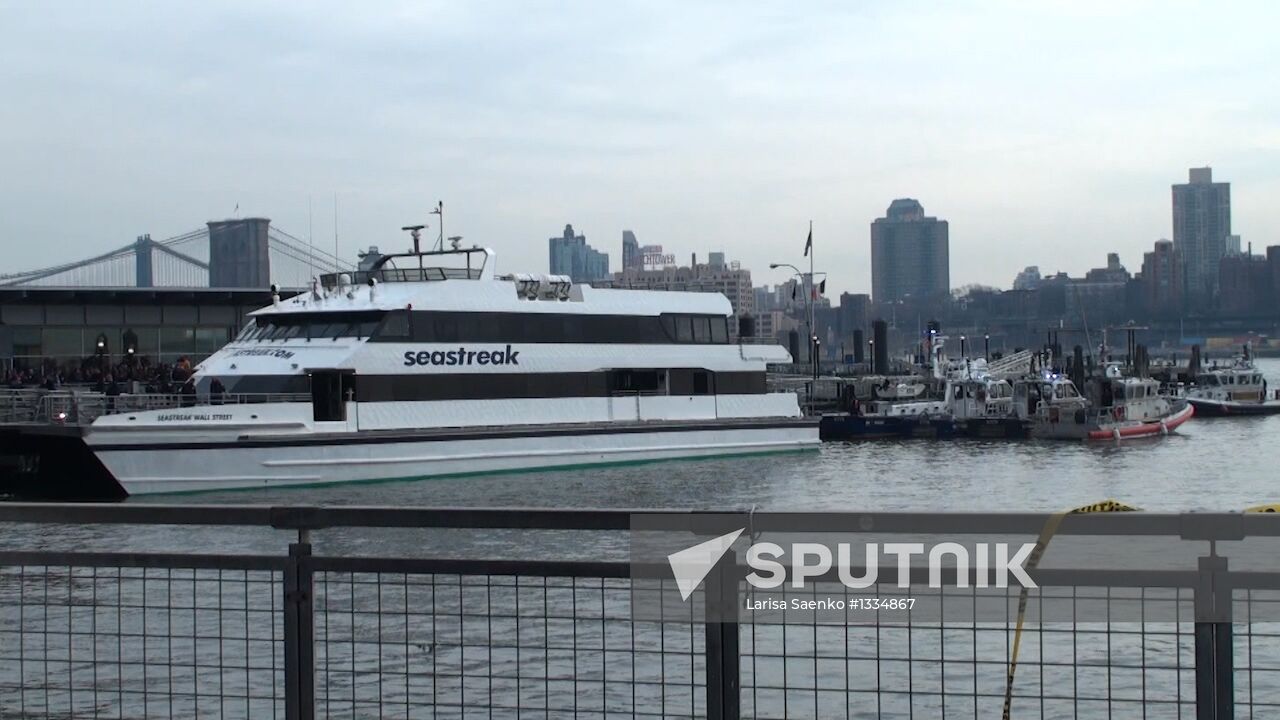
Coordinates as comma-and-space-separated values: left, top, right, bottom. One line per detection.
376, 311, 411, 340
710, 318, 728, 343
659, 315, 677, 341
676, 317, 693, 343
693, 317, 711, 343
433, 315, 460, 342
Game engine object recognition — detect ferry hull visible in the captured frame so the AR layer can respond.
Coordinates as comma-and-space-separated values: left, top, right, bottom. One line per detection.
1188, 399, 1280, 417
85, 418, 819, 496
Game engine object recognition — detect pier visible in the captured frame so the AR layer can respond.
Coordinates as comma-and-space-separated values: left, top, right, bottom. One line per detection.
2, 502, 1278, 718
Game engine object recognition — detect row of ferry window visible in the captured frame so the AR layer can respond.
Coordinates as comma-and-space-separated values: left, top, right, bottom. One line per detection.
238, 311, 384, 342
1195, 373, 1261, 386
240, 311, 733, 345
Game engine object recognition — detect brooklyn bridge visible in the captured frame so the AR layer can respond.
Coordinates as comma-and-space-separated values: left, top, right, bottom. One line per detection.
0, 218, 354, 290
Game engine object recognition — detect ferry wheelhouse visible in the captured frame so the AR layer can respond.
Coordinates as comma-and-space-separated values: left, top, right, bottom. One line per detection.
7, 243, 817, 497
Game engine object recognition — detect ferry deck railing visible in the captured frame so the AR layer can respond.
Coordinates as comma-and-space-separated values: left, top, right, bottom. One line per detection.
0, 504, 1277, 718
319, 266, 482, 289
0, 389, 310, 426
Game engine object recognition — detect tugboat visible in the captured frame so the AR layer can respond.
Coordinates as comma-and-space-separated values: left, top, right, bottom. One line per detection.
818, 333, 1024, 440
1186, 347, 1280, 416
930, 336, 1027, 438
944, 363, 1027, 438
818, 377, 954, 440
1015, 364, 1194, 440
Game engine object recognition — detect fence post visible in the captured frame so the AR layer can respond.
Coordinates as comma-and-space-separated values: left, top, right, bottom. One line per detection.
284, 533, 315, 720
705, 553, 740, 720
1194, 552, 1232, 720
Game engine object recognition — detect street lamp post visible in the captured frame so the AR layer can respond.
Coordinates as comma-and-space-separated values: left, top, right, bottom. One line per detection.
770, 262, 817, 381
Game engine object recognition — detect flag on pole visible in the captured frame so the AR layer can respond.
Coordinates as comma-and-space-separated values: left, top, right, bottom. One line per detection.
803, 227, 812, 257
818, 279, 826, 295
791, 284, 798, 301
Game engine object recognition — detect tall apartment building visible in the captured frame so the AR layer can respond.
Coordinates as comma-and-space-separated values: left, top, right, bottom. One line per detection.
621, 230, 641, 271
1172, 167, 1231, 305
1140, 239, 1184, 316
1218, 251, 1271, 315
870, 199, 950, 302
548, 224, 609, 282
837, 292, 871, 340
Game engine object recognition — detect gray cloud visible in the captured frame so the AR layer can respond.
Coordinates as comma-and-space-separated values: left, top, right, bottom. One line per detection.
1, 0, 1276, 295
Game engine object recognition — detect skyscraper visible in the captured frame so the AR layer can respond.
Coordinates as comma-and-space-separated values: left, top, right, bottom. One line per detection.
1140, 239, 1184, 316
548, 224, 609, 283
1172, 167, 1231, 305
622, 230, 641, 271
1217, 251, 1270, 315
870, 199, 950, 303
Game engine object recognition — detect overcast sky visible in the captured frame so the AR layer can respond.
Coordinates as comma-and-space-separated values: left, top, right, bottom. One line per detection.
2, 1, 1277, 296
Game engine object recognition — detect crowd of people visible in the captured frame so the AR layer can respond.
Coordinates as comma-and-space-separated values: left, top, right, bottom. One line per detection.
4, 356, 197, 393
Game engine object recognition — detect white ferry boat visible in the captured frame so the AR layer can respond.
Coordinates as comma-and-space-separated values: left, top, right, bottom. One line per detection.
6, 242, 817, 497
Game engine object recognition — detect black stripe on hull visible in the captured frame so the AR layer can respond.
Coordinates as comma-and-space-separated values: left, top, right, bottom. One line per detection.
216, 371, 768, 399
89, 417, 820, 452
1188, 400, 1280, 417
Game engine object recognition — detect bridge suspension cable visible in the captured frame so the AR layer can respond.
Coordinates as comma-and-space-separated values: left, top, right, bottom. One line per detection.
0, 224, 356, 289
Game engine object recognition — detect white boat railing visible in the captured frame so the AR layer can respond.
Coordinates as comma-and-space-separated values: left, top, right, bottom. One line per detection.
0, 389, 310, 426
985, 349, 1036, 378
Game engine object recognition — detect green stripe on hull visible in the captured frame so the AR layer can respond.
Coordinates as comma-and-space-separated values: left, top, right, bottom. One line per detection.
131, 446, 818, 499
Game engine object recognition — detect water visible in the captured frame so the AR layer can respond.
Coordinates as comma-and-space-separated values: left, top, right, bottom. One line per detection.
3, 360, 1279, 717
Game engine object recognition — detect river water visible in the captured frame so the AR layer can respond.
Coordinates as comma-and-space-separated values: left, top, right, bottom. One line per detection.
2, 361, 1279, 718
161, 358, 1280, 515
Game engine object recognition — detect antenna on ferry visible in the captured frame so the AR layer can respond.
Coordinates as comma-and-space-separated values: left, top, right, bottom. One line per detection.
430, 201, 444, 251
401, 225, 426, 254
448, 235, 463, 250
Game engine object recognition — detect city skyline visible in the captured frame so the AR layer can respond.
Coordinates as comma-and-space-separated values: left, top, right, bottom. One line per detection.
2, 3, 1278, 298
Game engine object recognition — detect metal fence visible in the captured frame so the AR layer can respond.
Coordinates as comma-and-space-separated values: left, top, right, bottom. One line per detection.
1, 504, 1278, 718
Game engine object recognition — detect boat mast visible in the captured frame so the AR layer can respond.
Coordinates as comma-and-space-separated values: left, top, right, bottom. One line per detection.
431, 201, 444, 251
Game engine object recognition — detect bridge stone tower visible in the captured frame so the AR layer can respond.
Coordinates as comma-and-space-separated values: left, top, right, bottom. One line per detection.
208, 218, 271, 288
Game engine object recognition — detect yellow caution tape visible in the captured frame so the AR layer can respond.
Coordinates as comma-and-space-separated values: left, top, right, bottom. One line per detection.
1071, 500, 1141, 513
1002, 499, 1141, 719
1245, 504, 1280, 513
